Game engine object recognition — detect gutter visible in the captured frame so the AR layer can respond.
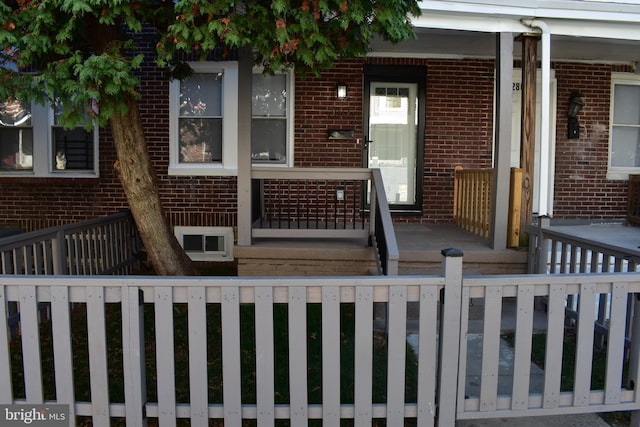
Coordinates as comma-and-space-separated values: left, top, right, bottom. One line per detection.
521, 19, 553, 217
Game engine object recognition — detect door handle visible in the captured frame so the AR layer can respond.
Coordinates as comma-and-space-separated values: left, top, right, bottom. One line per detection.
363, 136, 373, 150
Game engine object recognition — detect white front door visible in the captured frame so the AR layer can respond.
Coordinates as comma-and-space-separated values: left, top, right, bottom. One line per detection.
367, 82, 418, 206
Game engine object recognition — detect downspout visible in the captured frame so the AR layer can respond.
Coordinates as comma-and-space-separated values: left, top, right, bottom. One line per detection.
521, 19, 552, 217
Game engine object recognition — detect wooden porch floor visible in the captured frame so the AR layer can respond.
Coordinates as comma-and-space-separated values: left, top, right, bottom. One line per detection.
239, 221, 640, 275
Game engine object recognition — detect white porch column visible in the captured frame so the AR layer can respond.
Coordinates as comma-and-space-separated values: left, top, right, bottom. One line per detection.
237, 46, 253, 246
490, 32, 514, 250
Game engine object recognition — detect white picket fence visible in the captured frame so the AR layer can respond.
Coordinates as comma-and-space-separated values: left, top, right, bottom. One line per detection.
2, 251, 640, 426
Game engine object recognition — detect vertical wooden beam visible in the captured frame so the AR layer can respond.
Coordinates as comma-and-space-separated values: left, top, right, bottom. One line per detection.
520, 35, 539, 246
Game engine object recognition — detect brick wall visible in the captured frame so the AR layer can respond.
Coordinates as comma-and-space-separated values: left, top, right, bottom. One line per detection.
0, 55, 631, 232
552, 63, 631, 220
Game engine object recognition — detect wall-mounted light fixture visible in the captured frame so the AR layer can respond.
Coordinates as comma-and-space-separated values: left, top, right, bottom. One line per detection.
567, 91, 584, 139
336, 83, 347, 99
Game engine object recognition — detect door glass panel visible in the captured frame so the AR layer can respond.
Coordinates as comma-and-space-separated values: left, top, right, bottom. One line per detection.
368, 82, 417, 205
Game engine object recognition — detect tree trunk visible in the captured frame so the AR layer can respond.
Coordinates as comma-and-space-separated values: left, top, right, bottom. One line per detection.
109, 96, 196, 276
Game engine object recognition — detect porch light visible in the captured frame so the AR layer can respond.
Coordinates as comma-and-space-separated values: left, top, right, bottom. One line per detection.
567, 91, 584, 139
336, 83, 347, 99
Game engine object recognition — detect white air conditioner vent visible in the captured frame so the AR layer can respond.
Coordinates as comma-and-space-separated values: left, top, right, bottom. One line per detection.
174, 226, 234, 261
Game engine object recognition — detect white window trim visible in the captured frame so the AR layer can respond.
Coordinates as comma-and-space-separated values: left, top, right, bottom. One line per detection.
0, 101, 99, 178
168, 61, 238, 176
251, 68, 295, 168
174, 226, 234, 261
608, 72, 640, 180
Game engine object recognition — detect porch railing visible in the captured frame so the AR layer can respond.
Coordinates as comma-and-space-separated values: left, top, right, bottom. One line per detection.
528, 217, 640, 350
453, 167, 522, 246
252, 167, 399, 275
3, 252, 640, 425
0, 211, 141, 276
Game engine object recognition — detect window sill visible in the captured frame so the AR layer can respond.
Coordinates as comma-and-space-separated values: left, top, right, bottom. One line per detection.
168, 165, 238, 177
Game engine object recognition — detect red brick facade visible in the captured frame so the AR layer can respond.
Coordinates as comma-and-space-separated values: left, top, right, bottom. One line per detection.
0, 56, 632, 232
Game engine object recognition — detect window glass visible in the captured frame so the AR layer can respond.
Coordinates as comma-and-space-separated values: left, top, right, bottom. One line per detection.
0, 100, 33, 171
252, 73, 287, 164
179, 73, 223, 163
611, 82, 640, 169
52, 101, 95, 171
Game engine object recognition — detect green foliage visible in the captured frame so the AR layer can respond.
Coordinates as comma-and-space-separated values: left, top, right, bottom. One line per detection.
161, 0, 420, 76
0, 0, 420, 128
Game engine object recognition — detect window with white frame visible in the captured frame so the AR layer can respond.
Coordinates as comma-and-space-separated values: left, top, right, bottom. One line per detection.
0, 99, 98, 176
252, 71, 293, 165
169, 62, 238, 176
609, 73, 640, 179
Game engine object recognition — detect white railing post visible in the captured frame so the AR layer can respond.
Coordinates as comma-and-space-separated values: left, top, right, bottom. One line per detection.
628, 293, 640, 427
437, 248, 464, 426
122, 288, 148, 427
369, 173, 378, 244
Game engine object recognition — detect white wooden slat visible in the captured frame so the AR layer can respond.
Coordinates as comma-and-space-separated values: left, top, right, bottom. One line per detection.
19, 285, 43, 403
543, 284, 566, 409
322, 286, 341, 426
85, 285, 110, 426
188, 287, 208, 426
255, 287, 275, 427
0, 285, 13, 403
221, 286, 242, 425
50, 286, 76, 421
154, 287, 177, 427
457, 286, 471, 411
354, 286, 373, 427
573, 283, 596, 407
605, 282, 628, 405
121, 287, 147, 427
288, 287, 309, 424
416, 285, 438, 427
511, 285, 534, 411
386, 285, 407, 425
480, 286, 502, 412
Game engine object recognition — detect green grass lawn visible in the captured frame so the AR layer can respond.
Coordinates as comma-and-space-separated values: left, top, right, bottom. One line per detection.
10, 301, 419, 425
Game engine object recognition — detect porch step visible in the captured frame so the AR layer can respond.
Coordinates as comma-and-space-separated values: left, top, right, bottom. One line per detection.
399, 248, 528, 275
235, 239, 378, 276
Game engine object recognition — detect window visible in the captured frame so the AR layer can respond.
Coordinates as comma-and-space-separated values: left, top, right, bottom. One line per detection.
0, 99, 98, 177
169, 62, 238, 176
252, 71, 293, 165
0, 99, 33, 171
174, 226, 234, 261
609, 73, 640, 179
51, 100, 96, 172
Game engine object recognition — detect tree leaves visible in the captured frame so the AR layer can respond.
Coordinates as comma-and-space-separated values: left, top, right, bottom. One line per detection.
1, 0, 420, 127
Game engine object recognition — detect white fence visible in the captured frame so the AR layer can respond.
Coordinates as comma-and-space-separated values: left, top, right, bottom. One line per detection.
2, 251, 640, 426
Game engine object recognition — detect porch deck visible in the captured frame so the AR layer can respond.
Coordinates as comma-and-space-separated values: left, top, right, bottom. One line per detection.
238, 221, 640, 276
237, 223, 528, 275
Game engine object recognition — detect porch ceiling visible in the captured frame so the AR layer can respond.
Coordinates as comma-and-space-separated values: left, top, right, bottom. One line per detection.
370, 28, 640, 65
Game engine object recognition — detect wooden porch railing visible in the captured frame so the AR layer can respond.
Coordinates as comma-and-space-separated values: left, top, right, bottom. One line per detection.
252, 167, 399, 275
0, 210, 141, 276
453, 166, 522, 246
3, 252, 640, 425
528, 217, 640, 351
